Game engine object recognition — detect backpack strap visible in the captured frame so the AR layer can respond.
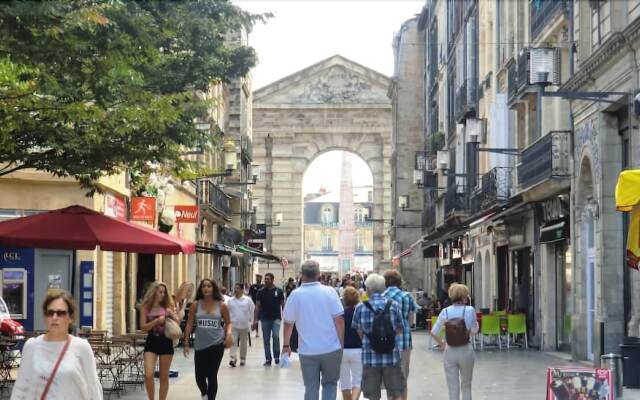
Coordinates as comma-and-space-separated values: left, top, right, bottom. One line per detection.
364, 301, 376, 313
383, 300, 392, 313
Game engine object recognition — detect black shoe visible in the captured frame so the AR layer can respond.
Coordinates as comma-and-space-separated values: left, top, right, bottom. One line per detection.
263, 360, 272, 367
229, 360, 236, 368
240, 360, 245, 366
275, 358, 280, 365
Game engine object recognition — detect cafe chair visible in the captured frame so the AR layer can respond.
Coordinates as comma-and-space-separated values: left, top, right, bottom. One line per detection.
480, 314, 502, 350
428, 316, 444, 350
506, 313, 528, 349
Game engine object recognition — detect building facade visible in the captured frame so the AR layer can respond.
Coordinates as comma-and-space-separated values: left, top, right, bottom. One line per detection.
396, 0, 640, 364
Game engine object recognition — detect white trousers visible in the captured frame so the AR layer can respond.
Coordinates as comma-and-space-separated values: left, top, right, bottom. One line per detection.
339, 348, 363, 390
443, 344, 474, 400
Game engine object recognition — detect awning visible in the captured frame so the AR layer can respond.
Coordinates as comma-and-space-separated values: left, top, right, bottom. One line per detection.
236, 244, 281, 262
196, 244, 232, 255
616, 169, 640, 211
0, 205, 195, 254
391, 237, 423, 262
469, 212, 496, 229
490, 202, 531, 221
540, 220, 569, 244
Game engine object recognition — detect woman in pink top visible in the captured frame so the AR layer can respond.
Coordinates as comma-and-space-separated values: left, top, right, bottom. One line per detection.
140, 281, 177, 400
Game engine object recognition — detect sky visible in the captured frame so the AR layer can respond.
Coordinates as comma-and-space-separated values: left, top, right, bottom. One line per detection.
232, 0, 423, 195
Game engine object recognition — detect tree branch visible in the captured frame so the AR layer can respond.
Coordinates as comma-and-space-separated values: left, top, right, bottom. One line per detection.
0, 162, 30, 176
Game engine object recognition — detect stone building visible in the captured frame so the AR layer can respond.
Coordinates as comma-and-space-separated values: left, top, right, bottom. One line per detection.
252, 55, 393, 282
388, 17, 428, 290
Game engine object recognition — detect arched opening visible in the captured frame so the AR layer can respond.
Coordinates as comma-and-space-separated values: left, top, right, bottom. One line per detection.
302, 150, 374, 276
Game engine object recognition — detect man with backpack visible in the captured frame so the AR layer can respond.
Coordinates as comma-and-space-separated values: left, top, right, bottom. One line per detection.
352, 273, 405, 400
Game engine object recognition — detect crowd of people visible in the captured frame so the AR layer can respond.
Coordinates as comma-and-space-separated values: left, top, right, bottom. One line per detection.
9, 261, 478, 400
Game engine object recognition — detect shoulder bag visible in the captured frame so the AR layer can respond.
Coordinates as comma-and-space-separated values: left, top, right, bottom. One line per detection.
41, 335, 71, 400
165, 315, 183, 341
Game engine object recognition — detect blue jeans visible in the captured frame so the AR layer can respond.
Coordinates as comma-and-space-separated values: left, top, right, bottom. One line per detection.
261, 319, 281, 362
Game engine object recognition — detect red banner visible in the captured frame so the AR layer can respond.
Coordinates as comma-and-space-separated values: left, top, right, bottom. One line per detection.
131, 197, 156, 222
174, 205, 198, 223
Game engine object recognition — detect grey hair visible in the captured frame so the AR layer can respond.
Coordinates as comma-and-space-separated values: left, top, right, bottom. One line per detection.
365, 273, 386, 294
300, 260, 320, 278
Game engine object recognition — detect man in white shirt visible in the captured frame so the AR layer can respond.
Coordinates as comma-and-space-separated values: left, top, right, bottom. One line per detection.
282, 260, 345, 400
227, 283, 255, 367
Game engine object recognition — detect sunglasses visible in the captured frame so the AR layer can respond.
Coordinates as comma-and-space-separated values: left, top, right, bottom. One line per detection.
45, 309, 69, 318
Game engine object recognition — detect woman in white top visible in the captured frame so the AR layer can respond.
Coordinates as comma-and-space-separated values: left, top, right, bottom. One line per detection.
11, 289, 102, 400
174, 282, 195, 321
430, 284, 479, 400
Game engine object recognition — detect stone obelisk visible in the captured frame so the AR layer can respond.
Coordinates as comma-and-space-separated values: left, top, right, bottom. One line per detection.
338, 152, 356, 276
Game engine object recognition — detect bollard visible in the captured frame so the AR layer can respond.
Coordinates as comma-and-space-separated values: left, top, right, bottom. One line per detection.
601, 353, 624, 399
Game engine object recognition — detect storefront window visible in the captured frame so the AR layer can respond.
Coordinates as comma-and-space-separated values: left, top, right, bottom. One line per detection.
1, 269, 26, 318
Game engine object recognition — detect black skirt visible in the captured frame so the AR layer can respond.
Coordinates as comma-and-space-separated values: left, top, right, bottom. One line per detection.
144, 333, 175, 355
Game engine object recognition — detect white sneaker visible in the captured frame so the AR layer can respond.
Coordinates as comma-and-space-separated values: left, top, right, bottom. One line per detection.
202, 395, 208, 400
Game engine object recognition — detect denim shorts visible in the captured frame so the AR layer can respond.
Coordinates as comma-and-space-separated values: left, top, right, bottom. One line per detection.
361, 364, 406, 400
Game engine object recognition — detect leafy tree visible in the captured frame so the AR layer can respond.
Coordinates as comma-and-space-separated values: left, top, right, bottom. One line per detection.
0, 1, 267, 192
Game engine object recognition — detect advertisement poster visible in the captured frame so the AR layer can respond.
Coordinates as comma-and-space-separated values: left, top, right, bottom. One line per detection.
547, 367, 612, 400
131, 197, 156, 222
105, 193, 127, 220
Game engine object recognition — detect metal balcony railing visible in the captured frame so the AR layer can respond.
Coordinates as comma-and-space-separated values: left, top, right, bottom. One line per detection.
201, 180, 231, 219
472, 167, 512, 213
517, 130, 570, 190
445, 185, 468, 216
531, 0, 568, 40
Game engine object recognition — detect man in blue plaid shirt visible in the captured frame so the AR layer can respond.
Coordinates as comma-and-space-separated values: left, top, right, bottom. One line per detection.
383, 270, 419, 400
352, 273, 405, 400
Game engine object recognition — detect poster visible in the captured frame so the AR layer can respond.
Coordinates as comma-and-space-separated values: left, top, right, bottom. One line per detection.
174, 205, 198, 223
547, 367, 612, 400
131, 197, 156, 222
48, 274, 62, 289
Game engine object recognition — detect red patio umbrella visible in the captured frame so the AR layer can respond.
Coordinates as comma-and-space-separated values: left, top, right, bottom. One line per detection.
0, 205, 195, 254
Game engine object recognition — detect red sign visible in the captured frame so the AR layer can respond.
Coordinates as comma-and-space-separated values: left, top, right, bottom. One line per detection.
174, 205, 198, 223
131, 197, 156, 222
104, 193, 126, 220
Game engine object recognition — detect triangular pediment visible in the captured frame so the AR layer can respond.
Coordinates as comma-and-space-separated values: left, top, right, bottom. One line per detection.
254, 55, 391, 106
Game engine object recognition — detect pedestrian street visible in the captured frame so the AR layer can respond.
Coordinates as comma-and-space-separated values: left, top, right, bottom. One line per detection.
120, 331, 640, 400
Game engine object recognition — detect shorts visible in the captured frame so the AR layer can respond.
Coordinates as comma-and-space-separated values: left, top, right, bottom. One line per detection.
144, 333, 175, 355
361, 364, 406, 400
400, 349, 411, 379
339, 348, 363, 390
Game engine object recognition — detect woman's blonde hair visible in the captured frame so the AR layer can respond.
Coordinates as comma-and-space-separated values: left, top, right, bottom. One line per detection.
176, 282, 195, 301
142, 281, 174, 310
342, 286, 360, 307
448, 283, 470, 303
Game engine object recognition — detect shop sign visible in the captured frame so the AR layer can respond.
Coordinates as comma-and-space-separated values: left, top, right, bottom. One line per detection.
254, 224, 267, 240
538, 196, 569, 224
131, 197, 156, 222
247, 242, 263, 251
174, 205, 198, 223
546, 367, 612, 400
105, 193, 126, 220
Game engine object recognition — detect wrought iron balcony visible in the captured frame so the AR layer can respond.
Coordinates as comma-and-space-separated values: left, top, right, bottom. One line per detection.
445, 184, 468, 216
531, 0, 568, 40
200, 180, 231, 220
472, 167, 512, 213
517, 130, 570, 190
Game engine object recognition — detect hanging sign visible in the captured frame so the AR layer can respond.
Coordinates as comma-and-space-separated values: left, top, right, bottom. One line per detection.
174, 205, 199, 223
546, 367, 612, 400
105, 193, 126, 220
131, 197, 156, 222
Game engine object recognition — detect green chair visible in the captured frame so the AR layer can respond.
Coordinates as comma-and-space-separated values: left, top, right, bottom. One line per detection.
493, 310, 507, 317
506, 313, 528, 349
480, 314, 502, 350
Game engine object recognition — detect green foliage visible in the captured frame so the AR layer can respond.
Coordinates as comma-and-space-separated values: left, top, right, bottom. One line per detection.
428, 131, 445, 153
0, 0, 267, 192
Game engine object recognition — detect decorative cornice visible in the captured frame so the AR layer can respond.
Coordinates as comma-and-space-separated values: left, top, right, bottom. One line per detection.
563, 17, 640, 91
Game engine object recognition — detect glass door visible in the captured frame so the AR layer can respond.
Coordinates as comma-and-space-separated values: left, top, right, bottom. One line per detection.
584, 211, 596, 361
556, 242, 573, 352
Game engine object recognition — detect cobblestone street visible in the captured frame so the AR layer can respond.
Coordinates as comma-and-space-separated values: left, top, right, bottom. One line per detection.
120, 331, 640, 399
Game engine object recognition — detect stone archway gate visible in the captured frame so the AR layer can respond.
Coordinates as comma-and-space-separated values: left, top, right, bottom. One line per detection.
252, 55, 393, 279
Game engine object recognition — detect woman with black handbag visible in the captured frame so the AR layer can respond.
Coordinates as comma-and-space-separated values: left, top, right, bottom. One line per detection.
429, 284, 479, 400
11, 289, 102, 400
140, 281, 178, 400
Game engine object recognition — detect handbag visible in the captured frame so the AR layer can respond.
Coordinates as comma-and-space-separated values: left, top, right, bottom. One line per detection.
444, 306, 470, 347
41, 336, 71, 400
164, 316, 183, 341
